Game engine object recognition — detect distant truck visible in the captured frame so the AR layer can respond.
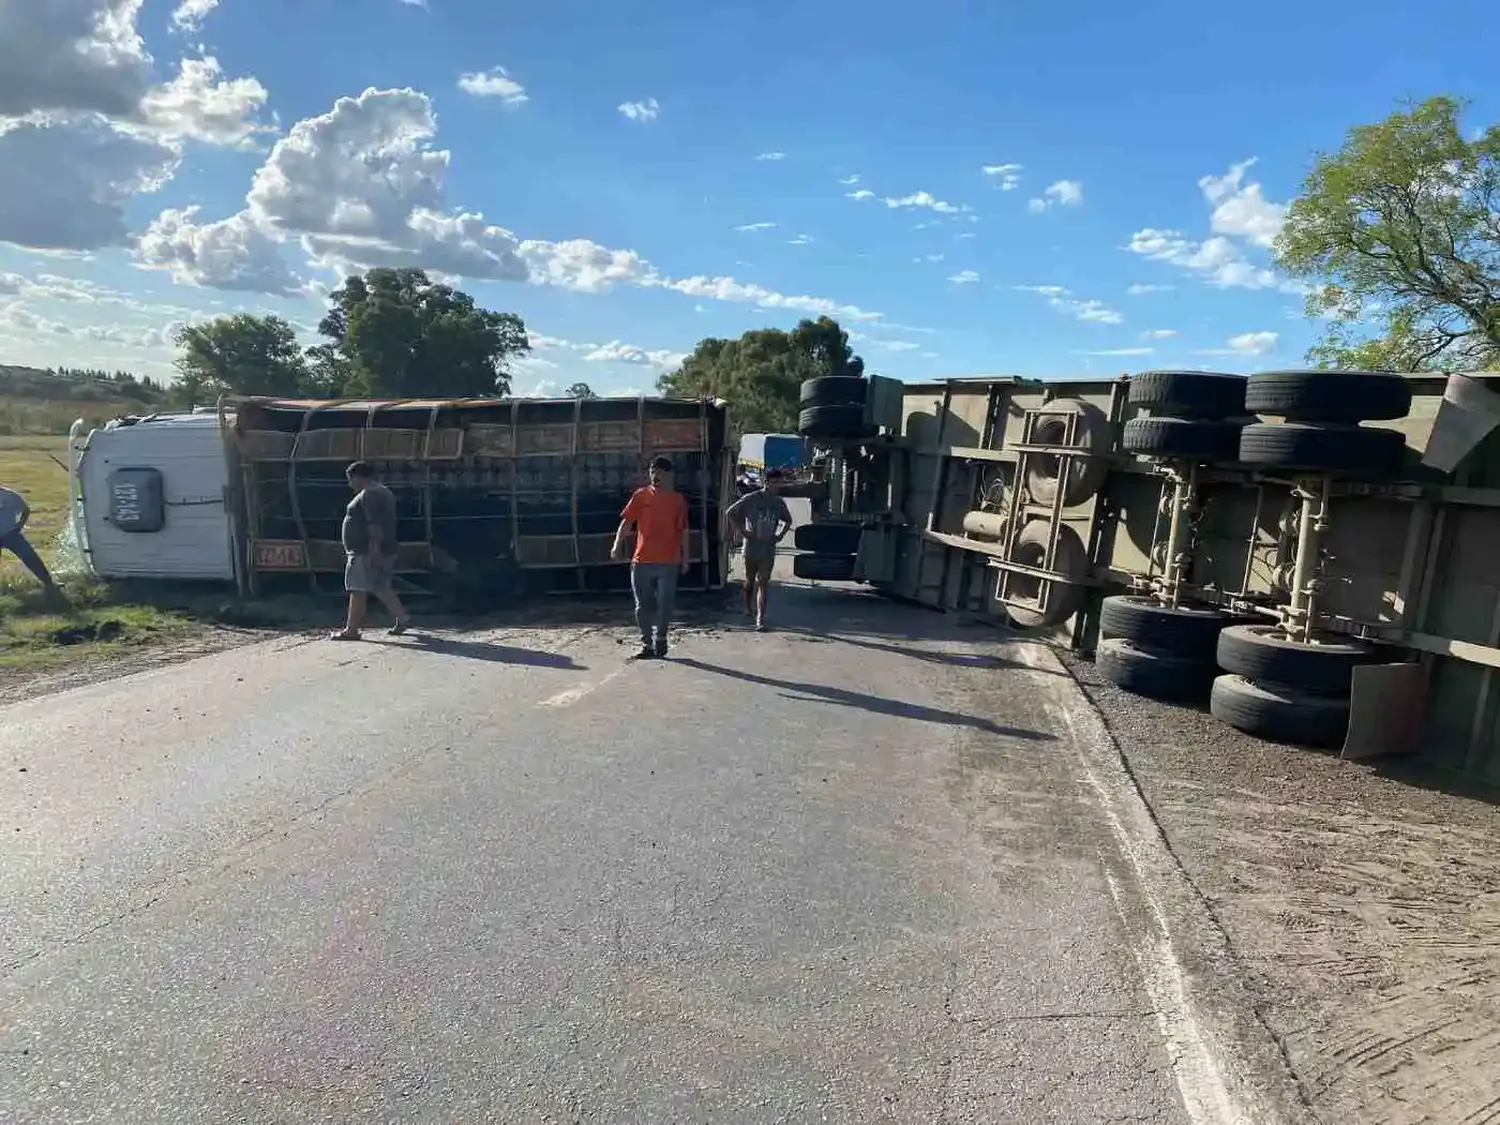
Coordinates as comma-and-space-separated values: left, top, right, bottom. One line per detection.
738, 433, 806, 476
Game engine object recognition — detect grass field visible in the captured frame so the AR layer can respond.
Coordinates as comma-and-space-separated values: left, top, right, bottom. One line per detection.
0, 435, 204, 669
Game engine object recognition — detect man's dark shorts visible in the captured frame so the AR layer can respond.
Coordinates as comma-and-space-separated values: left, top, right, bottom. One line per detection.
743, 555, 774, 584
345, 552, 395, 594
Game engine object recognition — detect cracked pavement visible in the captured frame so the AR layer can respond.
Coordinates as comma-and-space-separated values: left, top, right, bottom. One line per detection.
0, 580, 1197, 1123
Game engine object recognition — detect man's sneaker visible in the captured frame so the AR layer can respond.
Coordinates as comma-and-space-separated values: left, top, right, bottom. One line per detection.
754, 619, 767, 633
653, 638, 669, 658
633, 643, 657, 660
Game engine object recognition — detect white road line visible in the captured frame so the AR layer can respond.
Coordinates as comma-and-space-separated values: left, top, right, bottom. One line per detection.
538, 666, 629, 709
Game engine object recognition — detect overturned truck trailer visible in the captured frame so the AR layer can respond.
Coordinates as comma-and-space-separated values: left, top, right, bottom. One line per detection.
795, 369, 1500, 783
225, 395, 734, 601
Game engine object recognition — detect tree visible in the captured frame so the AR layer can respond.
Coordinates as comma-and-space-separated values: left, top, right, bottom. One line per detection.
170, 314, 310, 406
565, 381, 597, 399
316, 267, 531, 398
1276, 96, 1500, 371
657, 316, 865, 432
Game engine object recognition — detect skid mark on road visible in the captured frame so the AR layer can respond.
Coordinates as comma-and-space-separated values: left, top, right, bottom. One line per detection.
539, 667, 628, 708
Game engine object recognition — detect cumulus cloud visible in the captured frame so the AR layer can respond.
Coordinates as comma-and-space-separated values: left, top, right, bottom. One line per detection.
136, 207, 303, 295
838, 174, 860, 185
140, 56, 273, 147
982, 163, 1022, 190
1028, 179, 1083, 212
850, 187, 968, 215
1014, 283, 1122, 325
527, 331, 686, 371
0, 0, 153, 120
618, 98, 659, 122
457, 67, 528, 106
947, 270, 980, 284
1127, 160, 1304, 293
170, 0, 219, 33
1200, 330, 1279, 357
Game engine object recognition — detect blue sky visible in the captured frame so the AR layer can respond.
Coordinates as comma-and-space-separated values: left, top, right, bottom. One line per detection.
0, 0, 1495, 396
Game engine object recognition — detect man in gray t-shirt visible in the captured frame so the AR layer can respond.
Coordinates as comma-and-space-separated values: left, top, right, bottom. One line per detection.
725, 468, 793, 631
331, 461, 410, 641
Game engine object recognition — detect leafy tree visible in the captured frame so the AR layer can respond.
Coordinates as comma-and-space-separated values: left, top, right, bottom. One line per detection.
565, 381, 597, 399
1276, 96, 1500, 371
316, 267, 531, 398
169, 314, 310, 406
657, 316, 865, 432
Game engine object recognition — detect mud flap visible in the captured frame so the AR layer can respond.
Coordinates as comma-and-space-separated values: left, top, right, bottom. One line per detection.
1341, 661, 1429, 760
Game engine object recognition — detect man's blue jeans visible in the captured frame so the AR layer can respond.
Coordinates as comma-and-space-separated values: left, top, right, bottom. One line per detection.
630, 562, 678, 646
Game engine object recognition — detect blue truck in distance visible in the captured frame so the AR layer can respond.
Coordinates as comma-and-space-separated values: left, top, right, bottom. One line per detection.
738, 433, 806, 477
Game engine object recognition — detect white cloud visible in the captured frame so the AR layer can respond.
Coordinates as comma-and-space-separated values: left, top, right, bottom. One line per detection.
527, 331, 686, 370
849, 332, 921, 353
838, 174, 860, 185
787, 234, 813, 245
847, 186, 967, 214
0, 0, 153, 120
457, 68, 528, 106
1200, 330, 1279, 357
141, 56, 274, 148
1014, 284, 1122, 325
948, 270, 980, 284
982, 163, 1022, 190
1127, 283, 1173, 295
1028, 179, 1083, 212
915, 253, 944, 263
136, 207, 302, 295
846, 189, 875, 201
516, 238, 647, 292
1127, 160, 1303, 293
618, 98, 660, 123
734, 221, 776, 232
1079, 347, 1154, 356
755, 151, 785, 161
170, 0, 219, 33
1141, 328, 1177, 339
655, 274, 880, 321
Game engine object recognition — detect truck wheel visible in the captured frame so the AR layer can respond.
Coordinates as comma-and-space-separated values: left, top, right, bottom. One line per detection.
1096, 638, 1216, 703
800, 376, 868, 408
1210, 674, 1350, 748
1237, 422, 1406, 474
792, 552, 857, 581
1215, 624, 1384, 695
798, 405, 870, 440
793, 522, 862, 554
1003, 518, 1088, 629
1127, 370, 1247, 418
1099, 595, 1244, 658
1122, 417, 1244, 461
1244, 370, 1412, 423
1024, 398, 1112, 508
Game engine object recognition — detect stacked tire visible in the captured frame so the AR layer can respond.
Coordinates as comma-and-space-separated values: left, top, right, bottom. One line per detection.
1122, 370, 1248, 461
1238, 370, 1412, 473
1095, 595, 1248, 703
799, 377, 872, 442
1211, 625, 1387, 748
792, 521, 860, 582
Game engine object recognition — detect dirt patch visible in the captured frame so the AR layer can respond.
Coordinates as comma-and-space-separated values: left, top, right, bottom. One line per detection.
1060, 649, 1500, 1125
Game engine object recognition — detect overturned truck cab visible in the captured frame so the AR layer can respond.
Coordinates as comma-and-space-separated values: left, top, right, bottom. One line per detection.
226, 395, 734, 604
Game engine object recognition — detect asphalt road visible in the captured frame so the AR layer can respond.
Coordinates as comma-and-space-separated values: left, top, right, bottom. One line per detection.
0, 580, 1194, 1124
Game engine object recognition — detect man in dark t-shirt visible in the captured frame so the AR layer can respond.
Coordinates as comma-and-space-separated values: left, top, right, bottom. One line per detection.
330, 461, 410, 640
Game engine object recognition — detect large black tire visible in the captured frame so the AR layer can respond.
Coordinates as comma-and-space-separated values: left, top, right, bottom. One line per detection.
1245, 370, 1412, 423
1122, 417, 1244, 461
798, 404, 870, 440
1237, 422, 1406, 474
1024, 398, 1112, 508
800, 376, 868, 408
793, 522, 861, 554
1004, 518, 1088, 629
1210, 674, 1350, 748
1096, 639, 1216, 703
1099, 595, 1241, 658
792, 552, 856, 581
1216, 624, 1384, 695
1128, 371, 1247, 418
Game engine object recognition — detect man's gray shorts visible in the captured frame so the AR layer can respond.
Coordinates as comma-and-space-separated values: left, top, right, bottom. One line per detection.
345, 552, 395, 594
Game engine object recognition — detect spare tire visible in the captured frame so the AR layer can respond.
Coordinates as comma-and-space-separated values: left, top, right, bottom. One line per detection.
792, 552, 856, 581
1099, 595, 1242, 657
1216, 624, 1385, 695
800, 376, 868, 408
793, 522, 861, 554
1210, 674, 1350, 748
1237, 422, 1406, 474
1122, 417, 1244, 461
1003, 518, 1088, 630
1128, 370, 1247, 418
798, 404, 870, 440
1096, 638, 1216, 703
1245, 370, 1412, 423
1024, 398, 1112, 508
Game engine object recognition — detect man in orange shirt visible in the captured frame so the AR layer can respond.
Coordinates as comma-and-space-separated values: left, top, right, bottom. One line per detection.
612, 455, 691, 659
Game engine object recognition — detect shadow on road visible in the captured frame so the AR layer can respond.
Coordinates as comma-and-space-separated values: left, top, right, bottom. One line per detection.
774, 624, 1066, 675
370, 633, 584, 669
673, 656, 1054, 741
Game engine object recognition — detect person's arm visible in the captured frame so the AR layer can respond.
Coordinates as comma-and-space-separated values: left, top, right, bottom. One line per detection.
773, 497, 793, 541
724, 494, 751, 537
612, 494, 640, 559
